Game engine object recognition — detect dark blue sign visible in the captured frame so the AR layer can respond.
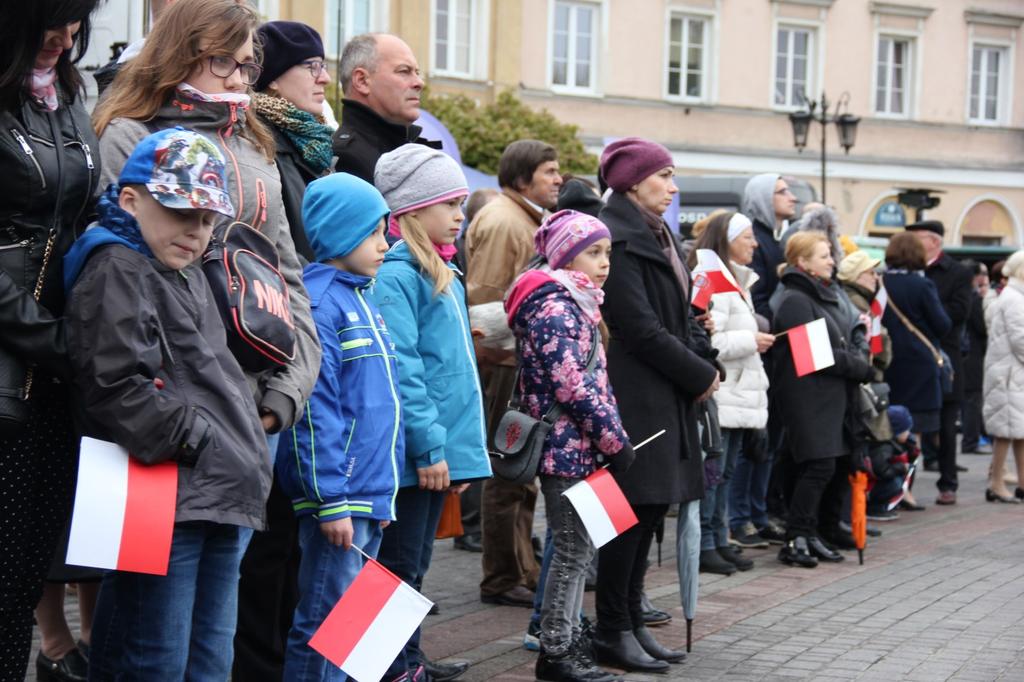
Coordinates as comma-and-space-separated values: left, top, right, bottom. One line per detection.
874, 201, 906, 227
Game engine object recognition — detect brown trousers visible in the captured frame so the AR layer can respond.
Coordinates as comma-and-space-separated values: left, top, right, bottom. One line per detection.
478, 363, 541, 595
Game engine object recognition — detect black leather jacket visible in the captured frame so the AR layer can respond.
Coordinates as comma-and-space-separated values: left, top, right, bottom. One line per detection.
0, 91, 100, 406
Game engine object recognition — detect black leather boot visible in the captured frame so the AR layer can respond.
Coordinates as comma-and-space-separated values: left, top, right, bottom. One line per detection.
778, 536, 818, 568
592, 629, 670, 673
537, 648, 619, 682
807, 536, 845, 562
633, 625, 686, 663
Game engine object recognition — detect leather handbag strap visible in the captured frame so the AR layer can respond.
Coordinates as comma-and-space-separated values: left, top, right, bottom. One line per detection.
511, 323, 601, 423
886, 296, 943, 367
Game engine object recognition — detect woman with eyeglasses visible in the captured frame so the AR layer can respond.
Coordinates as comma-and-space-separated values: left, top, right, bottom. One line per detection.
251, 21, 333, 264
89, 1, 321, 678
233, 20, 333, 682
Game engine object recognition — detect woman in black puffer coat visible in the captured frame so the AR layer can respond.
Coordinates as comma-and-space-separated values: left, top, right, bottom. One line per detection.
0, 2, 101, 678
771, 232, 874, 570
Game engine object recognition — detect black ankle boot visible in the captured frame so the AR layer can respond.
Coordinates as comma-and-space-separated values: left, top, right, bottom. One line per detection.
633, 625, 686, 663
592, 629, 670, 673
807, 536, 845, 562
778, 536, 818, 568
536, 648, 620, 682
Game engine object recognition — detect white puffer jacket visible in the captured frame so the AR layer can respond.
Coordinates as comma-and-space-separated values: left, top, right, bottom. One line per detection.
710, 263, 770, 429
982, 278, 1024, 439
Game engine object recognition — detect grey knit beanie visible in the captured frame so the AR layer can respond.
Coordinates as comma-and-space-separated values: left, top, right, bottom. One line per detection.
373, 144, 469, 217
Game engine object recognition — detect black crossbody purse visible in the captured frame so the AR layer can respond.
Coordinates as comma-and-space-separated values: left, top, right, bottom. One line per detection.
490, 325, 600, 485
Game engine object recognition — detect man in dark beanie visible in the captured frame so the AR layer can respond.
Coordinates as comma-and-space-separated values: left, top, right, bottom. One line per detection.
906, 220, 973, 505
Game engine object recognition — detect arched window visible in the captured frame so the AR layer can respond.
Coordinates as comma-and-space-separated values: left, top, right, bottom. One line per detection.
956, 198, 1020, 246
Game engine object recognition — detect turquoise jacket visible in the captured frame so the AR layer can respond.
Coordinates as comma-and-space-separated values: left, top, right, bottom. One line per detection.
277, 264, 402, 521
371, 241, 492, 487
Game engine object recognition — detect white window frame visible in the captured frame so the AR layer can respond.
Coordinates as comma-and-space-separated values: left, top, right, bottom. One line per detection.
664, 6, 717, 104
771, 20, 823, 111
324, 0, 388, 61
872, 34, 915, 119
966, 39, 1014, 126
547, 0, 603, 95
430, 0, 490, 80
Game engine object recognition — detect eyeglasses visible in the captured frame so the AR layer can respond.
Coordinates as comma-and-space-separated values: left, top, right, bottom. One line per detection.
299, 60, 327, 78
208, 55, 263, 86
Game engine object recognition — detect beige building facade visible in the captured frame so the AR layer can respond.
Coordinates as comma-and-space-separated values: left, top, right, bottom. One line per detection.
265, 0, 1024, 245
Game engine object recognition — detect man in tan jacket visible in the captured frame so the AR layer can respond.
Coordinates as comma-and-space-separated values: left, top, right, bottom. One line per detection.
465, 140, 562, 606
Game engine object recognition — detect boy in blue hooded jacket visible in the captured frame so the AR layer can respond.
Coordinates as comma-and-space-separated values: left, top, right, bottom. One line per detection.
275, 172, 403, 682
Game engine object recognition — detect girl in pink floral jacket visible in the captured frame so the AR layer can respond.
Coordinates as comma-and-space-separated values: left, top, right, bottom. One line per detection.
504, 209, 634, 681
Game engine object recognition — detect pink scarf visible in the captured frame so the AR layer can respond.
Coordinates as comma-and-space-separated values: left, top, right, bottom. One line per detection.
388, 215, 458, 262
540, 265, 605, 325
29, 68, 58, 111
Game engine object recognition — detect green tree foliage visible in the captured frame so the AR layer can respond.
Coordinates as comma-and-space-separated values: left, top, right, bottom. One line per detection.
422, 90, 598, 176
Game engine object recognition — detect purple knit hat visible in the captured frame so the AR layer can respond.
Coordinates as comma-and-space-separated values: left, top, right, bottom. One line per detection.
535, 209, 612, 269
599, 137, 674, 193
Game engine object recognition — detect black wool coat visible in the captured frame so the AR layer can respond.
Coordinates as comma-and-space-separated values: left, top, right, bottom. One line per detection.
331, 99, 440, 182
924, 253, 973, 401
599, 193, 718, 505
771, 267, 873, 463
270, 126, 321, 264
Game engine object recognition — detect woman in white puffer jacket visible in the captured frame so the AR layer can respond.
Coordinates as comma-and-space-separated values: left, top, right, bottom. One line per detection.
688, 212, 775, 570
982, 249, 1024, 503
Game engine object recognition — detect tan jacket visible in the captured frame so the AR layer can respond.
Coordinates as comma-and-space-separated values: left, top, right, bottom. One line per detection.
464, 190, 544, 367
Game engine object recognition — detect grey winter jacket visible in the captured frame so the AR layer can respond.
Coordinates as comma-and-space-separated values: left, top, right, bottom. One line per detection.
67, 245, 272, 529
97, 95, 321, 431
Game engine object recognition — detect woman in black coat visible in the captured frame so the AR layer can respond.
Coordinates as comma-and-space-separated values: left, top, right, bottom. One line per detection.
0, 2, 101, 679
251, 21, 334, 264
594, 138, 719, 673
771, 233, 874, 569
881, 232, 951, 438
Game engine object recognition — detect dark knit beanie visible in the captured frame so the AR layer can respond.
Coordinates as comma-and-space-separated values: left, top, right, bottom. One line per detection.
255, 21, 324, 92
599, 137, 674, 193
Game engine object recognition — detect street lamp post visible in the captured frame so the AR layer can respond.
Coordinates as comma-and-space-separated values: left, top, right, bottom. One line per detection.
788, 92, 860, 204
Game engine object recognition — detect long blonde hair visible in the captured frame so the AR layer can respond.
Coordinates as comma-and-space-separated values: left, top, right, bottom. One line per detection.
92, 0, 275, 162
398, 214, 455, 296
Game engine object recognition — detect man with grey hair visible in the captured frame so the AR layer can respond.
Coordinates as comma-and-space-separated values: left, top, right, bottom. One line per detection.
332, 33, 439, 181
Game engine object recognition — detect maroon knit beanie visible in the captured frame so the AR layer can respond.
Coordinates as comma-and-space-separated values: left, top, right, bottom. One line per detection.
599, 137, 674, 193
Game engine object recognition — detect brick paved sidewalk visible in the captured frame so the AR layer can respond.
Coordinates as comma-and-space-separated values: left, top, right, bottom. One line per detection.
30, 453, 1024, 681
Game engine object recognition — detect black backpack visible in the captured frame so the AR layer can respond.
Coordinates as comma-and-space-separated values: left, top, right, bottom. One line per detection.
202, 221, 296, 372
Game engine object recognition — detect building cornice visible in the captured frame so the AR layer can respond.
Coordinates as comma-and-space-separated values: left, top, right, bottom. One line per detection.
770, 0, 836, 8
869, 2, 934, 19
964, 9, 1024, 28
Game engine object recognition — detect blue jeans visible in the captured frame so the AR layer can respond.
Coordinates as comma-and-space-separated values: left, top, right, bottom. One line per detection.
237, 432, 281, 553
284, 516, 383, 681
88, 521, 245, 681
377, 486, 445, 679
529, 527, 555, 628
700, 429, 741, 550
729, 437, 773, 532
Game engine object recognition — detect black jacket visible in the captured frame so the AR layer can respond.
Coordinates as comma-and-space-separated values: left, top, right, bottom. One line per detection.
771, 267, 873, 463
881, 271, 951, 413
924, 253, 973, 401
749, 219, 785, 322
599, 192, 718, 505
0, 93, 99, 415
67, 244, 272, 529
269, 125, 320, 264
332, 99, 440, 182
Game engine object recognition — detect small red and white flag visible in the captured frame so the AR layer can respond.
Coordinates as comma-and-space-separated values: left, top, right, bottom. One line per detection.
869, 284, 888, 355
563, 468, 638, 548
66, 437, 178, 576
690, 249, 741, 310
309, 558, 433, 681
786, 318, 836, 377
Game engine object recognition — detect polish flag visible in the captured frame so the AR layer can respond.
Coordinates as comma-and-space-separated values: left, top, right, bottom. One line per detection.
691, 249, 741, 310
869, 285, 888, 355
66, 437, 178, 576
787, 318, 836, 377
309, 558, 433, 681
563, 468, 638, 548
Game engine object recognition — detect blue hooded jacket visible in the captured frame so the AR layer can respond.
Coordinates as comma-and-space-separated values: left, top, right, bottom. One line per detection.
370, 241, 492, 487
276, 263, 403, 521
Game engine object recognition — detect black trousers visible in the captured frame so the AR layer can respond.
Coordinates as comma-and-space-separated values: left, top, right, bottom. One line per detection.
786, 458, 837, 538
232, 478, 300, 682
459, 480, 482, 538
817, 455, 851, 536
595, 503, 668, 632
936, 399, 960, 492
961, 389, 984, 452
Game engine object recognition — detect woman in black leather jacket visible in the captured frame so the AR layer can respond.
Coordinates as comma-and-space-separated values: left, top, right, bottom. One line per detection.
0, 2, 100, 679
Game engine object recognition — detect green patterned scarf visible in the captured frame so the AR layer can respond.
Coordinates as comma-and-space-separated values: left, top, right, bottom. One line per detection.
252, 93, 333, 173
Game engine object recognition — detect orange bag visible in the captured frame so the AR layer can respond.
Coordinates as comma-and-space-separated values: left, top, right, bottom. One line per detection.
434, 492, 464, 539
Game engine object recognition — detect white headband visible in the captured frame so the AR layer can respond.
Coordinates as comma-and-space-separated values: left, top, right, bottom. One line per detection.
727, 212, 753, 242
